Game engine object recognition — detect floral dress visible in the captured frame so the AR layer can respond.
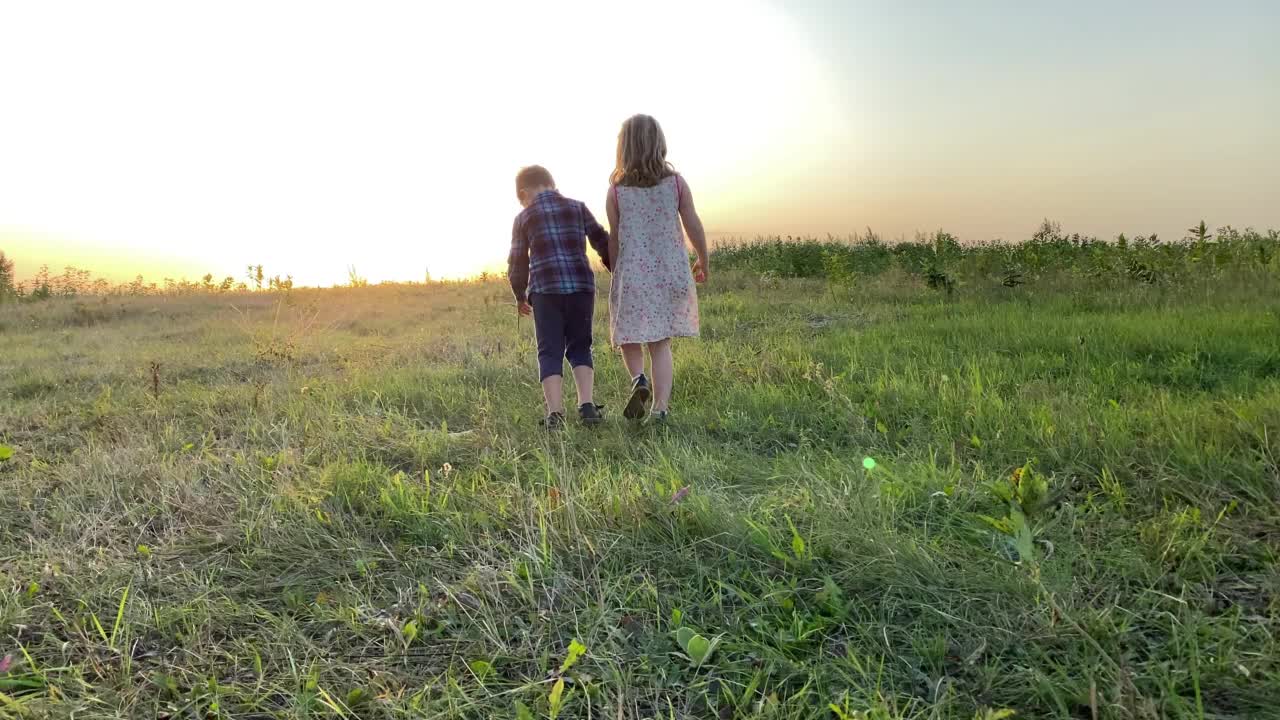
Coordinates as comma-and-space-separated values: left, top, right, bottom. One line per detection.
609, 175, 700, 346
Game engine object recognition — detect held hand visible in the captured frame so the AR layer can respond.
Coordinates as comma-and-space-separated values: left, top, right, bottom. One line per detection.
692, 257, 708, 284
518, 301, 533, 317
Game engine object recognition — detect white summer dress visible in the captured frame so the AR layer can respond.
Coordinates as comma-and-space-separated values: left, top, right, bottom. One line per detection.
609, 175, 701, 347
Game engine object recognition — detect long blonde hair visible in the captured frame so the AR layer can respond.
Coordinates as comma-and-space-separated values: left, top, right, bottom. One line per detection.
610, 114, 676, 188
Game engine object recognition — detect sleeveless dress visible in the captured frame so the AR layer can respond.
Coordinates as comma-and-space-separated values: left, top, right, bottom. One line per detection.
609, 175, 700, 346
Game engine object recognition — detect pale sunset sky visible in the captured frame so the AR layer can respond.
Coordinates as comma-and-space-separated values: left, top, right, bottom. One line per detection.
2, 0, 1277, 286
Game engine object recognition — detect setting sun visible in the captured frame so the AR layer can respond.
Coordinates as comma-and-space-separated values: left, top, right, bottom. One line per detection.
1, 0, 840, 286
3, 2, 1276, 286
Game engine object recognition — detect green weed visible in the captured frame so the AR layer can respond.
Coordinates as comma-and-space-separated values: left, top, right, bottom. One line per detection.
0, 258, 1276, 717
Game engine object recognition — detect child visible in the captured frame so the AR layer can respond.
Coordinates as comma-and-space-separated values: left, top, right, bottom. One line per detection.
508, 165, 612, 429
605, 114, 709, 422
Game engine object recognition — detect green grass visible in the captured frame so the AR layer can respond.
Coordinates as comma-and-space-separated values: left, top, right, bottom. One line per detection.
1, 261, 1278, 718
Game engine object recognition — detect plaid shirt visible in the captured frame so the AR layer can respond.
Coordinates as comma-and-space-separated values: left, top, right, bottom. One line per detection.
508, 190, 611, 303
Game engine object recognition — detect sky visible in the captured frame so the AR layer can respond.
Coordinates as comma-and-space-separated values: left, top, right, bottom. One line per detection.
2, 0, 1277, 286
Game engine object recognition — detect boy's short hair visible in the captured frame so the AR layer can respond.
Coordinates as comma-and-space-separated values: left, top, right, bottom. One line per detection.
515, 165, 555, 192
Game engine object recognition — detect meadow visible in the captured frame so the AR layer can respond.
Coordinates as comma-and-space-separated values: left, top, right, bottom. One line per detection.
1, 225, 1278, 719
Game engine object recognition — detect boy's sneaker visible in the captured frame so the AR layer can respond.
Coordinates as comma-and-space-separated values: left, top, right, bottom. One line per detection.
623, 374, 652, 420
541, 412, 566, 430
578, 403, 604, 426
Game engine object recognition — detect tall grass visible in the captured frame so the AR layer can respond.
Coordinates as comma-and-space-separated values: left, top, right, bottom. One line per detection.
0, 248, 1277, 718
712, 222, 1280, 291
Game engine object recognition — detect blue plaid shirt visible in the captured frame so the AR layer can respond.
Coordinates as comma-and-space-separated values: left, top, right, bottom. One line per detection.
508, 190, 611, 303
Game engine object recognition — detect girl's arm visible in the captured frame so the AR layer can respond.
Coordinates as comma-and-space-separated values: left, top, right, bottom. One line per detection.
605, 186, 620, 270
677, 176, 709, 282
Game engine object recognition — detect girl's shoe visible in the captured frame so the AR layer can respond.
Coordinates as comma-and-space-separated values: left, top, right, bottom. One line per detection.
648, 410, 670, 426
578, 403, 605, 426
623, 374, 652, 420
541, 412, 566, 430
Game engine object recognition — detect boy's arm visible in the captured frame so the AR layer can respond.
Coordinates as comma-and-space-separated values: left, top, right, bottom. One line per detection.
582, 202, 612, 271
507, 216, 530, 303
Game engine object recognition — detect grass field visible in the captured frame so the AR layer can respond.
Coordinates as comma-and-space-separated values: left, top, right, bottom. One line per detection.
2, 239, 1279, 718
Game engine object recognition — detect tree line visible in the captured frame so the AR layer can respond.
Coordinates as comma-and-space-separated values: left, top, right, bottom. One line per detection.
0, 253, 294, 303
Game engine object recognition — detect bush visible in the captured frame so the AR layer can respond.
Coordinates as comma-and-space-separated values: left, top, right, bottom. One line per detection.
710, 223, 1280, 290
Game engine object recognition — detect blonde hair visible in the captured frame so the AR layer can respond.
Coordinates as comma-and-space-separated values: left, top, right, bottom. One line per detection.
610, 114, 676, 188
515, 165, 555, 196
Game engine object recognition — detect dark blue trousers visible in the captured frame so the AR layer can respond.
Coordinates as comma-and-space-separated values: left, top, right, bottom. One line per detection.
530, 292, 595, 381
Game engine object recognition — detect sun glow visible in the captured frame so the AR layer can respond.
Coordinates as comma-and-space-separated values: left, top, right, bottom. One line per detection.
0, 1, 842, 286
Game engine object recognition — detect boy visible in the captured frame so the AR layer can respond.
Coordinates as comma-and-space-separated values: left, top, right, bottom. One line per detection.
508, 165, 611, 428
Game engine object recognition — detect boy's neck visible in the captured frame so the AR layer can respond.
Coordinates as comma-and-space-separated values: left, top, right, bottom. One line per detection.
527, 185, 555, 198
520, 184, 557, 208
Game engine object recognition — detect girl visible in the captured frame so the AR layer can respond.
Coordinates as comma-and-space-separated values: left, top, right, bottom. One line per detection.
606, 114, 709, 422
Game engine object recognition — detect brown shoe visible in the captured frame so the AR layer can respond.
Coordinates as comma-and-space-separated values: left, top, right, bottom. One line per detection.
623, 374, 652, 420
